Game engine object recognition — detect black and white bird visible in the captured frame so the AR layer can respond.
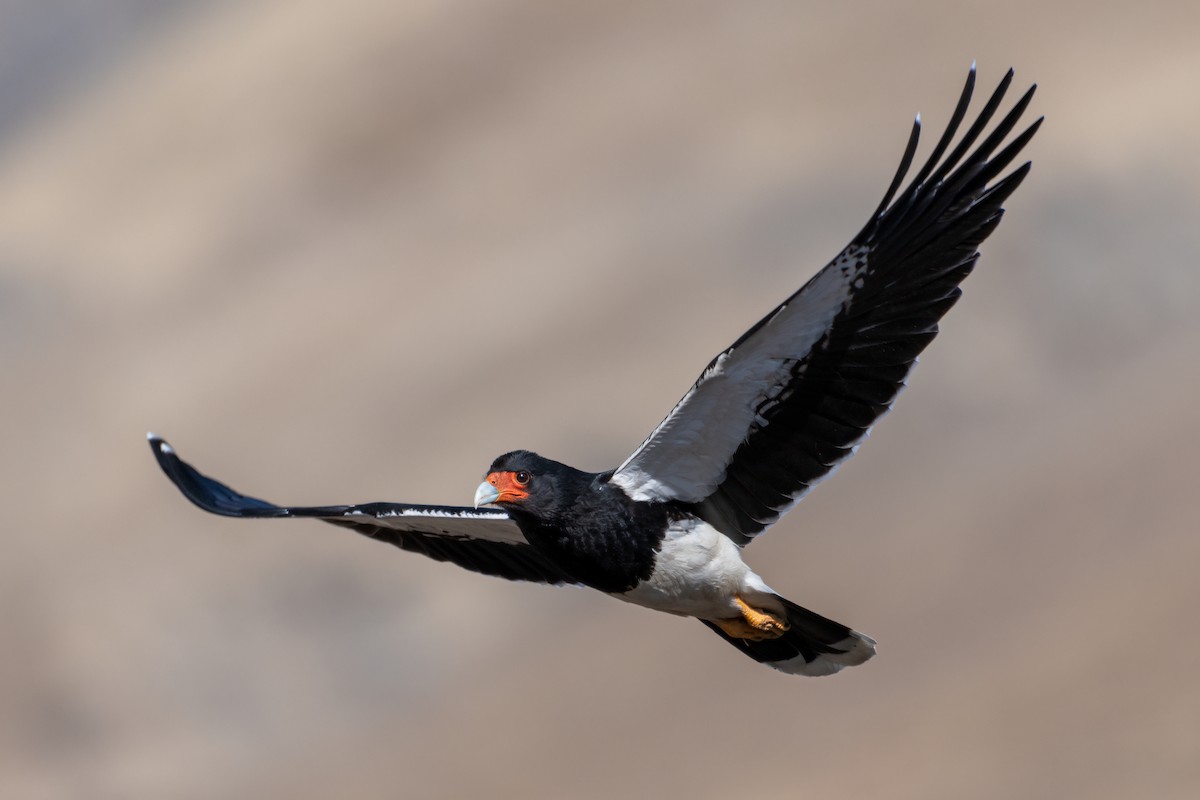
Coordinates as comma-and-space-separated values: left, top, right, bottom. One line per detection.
150, 67, 1039, 676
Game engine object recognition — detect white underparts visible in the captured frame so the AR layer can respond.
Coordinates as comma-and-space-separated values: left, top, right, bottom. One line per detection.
614, 519, 777, 620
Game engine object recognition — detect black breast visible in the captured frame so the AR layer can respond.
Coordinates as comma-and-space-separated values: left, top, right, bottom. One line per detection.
510, 483, 669, 593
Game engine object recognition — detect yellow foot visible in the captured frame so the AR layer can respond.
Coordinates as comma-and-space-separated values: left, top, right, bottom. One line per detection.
712, 597, 791, 641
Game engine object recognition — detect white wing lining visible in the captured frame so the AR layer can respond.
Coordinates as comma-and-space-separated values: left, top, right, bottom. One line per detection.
611, 246, 869, 503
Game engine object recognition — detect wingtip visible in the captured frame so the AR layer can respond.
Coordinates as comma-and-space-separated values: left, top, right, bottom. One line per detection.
147, 432, 174, 455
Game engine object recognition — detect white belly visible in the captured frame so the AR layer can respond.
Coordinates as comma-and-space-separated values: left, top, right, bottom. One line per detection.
614, 518, 777, 619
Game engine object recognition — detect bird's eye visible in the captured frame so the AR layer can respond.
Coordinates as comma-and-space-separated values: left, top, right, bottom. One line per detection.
514, 471, 531, 486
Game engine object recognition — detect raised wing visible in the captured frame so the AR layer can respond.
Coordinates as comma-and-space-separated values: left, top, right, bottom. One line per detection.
149, 435, 575, 584
610, 66, 1041, 545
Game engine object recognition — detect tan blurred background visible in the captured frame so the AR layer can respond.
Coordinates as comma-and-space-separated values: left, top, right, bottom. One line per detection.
2, 1, 1198, 798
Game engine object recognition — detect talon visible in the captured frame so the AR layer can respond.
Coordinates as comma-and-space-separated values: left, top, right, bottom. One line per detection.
712, 596, 790, 641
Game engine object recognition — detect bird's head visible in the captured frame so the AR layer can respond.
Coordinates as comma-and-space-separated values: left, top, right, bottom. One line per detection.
474, 450, 590, 519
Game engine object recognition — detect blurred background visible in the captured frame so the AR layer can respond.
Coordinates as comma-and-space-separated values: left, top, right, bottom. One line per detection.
2, 1, 1198, 798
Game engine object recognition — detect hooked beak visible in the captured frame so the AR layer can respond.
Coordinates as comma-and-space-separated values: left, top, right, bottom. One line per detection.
474, 481, 500, 508
474, 471, 530, 508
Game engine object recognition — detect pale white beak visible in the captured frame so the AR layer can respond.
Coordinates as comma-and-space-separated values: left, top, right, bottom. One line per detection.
474, 481, 500, 508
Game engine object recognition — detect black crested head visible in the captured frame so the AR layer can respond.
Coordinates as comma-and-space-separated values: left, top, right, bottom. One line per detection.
487, 449, 545, 474
484, 450, 594, 522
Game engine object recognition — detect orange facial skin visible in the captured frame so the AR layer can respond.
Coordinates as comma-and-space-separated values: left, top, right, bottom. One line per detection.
485, 471, 530, 504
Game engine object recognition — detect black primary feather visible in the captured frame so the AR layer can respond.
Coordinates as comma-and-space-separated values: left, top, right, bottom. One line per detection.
149, 436, 575, 585
693, 68, 1040, 543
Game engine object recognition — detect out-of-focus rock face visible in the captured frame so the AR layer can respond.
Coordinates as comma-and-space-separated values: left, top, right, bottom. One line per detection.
1, 1, 1197, 798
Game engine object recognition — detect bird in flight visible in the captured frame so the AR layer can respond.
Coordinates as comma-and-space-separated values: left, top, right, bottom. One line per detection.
150, 66, 1039, 676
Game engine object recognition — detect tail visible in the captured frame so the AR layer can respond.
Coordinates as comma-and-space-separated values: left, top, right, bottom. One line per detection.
702, 596, 876, 676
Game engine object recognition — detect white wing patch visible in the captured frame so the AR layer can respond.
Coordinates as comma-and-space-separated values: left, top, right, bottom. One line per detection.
339, 506, 524, 544
611, 245, 870, 503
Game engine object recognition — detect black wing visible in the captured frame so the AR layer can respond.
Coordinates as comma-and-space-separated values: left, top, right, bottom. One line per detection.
149, 435, 575, 584
610, 66, 1041, 544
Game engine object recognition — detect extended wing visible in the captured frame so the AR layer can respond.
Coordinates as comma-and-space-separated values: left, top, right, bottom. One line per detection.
610, 67, 1041, 545
149, 435, 574, 584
